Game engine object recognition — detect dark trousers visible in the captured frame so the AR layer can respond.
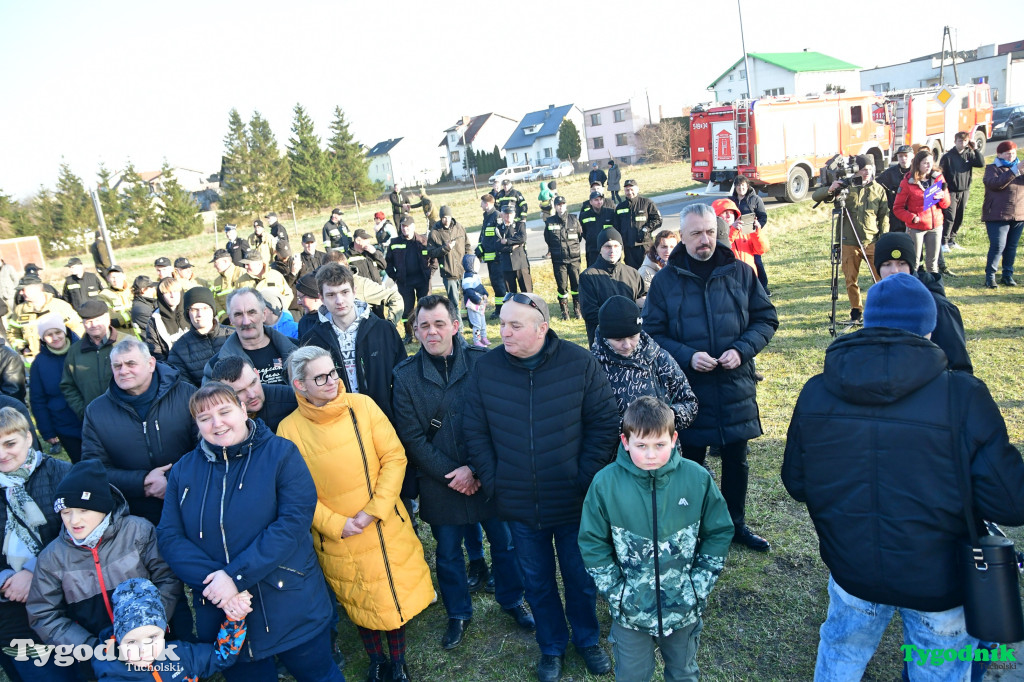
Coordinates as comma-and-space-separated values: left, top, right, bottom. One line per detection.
398, 279, 429, 322
551, 259, 581, 298
57, 435, 82, 464
681, 441, 750, 528
223, 625, 344, 682
432, 517, 526, 619
753, 254, 768, 291
485, 261, 508, 300
503, 268, 533, 294
943, 189, 970, 243
507, 521, 600, 656
611, 190, 622, 203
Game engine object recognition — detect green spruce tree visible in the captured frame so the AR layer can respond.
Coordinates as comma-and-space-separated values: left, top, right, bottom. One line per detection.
32, 186, 61, 255
220, 108, 252, 215
556, 119, 582, 163
287, 103, 331, 208
248, 111, 290, 214
326, 106, 374, 201
54, 162, 93, 243
120, 162, 160, 245
157, 163, 203, 240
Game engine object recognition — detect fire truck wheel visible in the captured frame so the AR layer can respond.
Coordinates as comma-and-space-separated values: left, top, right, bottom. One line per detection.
783, 167, 809, 203
973, 131, 987, 154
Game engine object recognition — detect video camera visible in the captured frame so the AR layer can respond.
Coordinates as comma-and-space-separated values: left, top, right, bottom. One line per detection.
812, 155, 864, 207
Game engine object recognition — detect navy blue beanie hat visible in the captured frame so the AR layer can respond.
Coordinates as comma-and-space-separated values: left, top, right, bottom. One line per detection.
112, 578, 167, 643
864, 272, 936, 337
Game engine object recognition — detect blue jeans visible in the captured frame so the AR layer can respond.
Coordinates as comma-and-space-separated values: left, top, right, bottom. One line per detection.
432, 517, 525, 620
815, 576, 975, 682
985, 220, 1024, 279
443, 277, 462, 319
464, 522, 484, 561
223, 625, 345, 682
507, 521, 600, 656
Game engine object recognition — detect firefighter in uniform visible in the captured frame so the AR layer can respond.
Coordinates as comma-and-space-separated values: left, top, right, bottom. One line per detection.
209, 248, 247, 321
615, 179, 663, 269
544, 196, 584, 320
8, 276, 84, 357
496, 204, 532, 294
476, 194, 507, 319
496, 178, 527, 220
99, 265, 136, 336
346, 229, 387, 284
322, 208, 352, 251
61, 257, 104, 310
579, 190, 617, 267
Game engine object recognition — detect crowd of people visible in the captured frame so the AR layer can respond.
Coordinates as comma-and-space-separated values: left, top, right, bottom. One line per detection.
0, 151, 1020, 682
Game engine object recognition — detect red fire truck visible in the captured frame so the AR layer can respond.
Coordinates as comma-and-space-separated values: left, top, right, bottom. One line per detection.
690, 84, 993, 202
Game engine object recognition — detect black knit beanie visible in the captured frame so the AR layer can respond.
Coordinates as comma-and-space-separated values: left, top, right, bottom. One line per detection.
54, 460, 115, 514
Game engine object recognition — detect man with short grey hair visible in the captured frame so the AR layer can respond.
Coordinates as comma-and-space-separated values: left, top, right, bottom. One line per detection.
81, 336, 197, 525
465, 292, 619, 682
643, 203, 779, 552
203, 287, 296, 384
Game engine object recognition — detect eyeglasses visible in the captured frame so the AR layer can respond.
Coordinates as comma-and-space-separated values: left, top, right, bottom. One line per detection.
502, 293, 547, 321
312, 368, 340, 386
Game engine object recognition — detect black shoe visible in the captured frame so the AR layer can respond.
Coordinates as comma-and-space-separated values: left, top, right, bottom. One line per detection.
732, 525, 771, 552
536, 654, 564, 682
484, 572, 495, 593
441, 618, 469, 649
986, 278, 998, 289
849, 308, 862, 323
1000, 275, 1017, 286
391, 662, 410, 682
466, 559, 489, 593
577, 644, 612, 675
754, 371, 765, 382
502, 603, 536, 631
940, 266, 958, 277
366, 660, 390, 682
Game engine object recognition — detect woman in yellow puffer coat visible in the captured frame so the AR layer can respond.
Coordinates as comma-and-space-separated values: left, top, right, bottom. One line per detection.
277, 346, 433, 682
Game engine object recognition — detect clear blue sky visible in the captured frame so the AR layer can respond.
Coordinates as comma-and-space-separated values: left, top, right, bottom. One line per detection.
2, 0, 1021, 199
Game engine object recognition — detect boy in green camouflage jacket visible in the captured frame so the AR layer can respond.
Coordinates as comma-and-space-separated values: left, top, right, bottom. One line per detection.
579, 396, 733, 681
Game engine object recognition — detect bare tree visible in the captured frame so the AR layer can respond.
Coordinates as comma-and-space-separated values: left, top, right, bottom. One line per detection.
637, 120, 688, 163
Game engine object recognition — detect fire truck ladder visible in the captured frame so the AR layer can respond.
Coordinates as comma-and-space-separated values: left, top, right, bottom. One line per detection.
892, 100, 908, 149
736, 101, 751, 165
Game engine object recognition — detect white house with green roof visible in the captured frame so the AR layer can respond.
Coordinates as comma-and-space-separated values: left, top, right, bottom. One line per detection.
709, 51, 861, 102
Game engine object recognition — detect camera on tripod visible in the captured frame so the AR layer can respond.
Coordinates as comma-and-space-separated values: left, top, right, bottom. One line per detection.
823, 154, 864, 190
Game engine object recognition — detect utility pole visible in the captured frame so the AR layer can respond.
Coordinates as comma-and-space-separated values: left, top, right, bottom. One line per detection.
89, 188, 116, 266
738, 0, 754, 99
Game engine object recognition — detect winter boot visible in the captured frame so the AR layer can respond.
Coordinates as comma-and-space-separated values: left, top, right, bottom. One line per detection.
558, 298, 570, 320
467, 558, 490, 593
402, 320, 414, 345
571, 294, 582, 320
489, 302, 502, 320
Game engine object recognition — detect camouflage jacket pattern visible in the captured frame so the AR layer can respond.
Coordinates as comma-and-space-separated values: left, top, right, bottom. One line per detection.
579, 443, 733, 636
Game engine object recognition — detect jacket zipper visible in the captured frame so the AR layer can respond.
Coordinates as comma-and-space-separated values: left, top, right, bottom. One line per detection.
702, 274, 727, 445
90, 540, 116, 625
219, 447, 231, 563
142, 422, 154, 467
376, 521, 405, 622
650, 474, 664, 637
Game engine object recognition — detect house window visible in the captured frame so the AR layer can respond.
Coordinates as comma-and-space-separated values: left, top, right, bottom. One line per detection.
449, 133, 458, 144
870, 82, 890, 92
512, 152, 519, 163
739, 68, 746, 80
850, 106, 863, 124
450, 151, 460, 163
544, 147, 553, 159
615, 133, 628, 146
973, 76, 988, 84
614, 109, 625, 123
763, 87, 785, 96
592, 137, 604, 150
590, 113, 602, 126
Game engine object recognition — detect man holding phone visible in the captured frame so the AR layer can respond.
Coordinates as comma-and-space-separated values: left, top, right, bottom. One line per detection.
939, 131, 985, 251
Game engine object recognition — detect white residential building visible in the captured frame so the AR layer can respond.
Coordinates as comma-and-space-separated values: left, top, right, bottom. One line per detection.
860, 40, 1024, 105
582, 99, 659, 164
709, 51, 861, 102
365, 138, 444, 190
503, 104, 589, 167
439, 113, 519, 180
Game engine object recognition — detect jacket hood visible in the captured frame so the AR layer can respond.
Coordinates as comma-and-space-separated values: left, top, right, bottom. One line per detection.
916, 269, 946, 296
822, 327, 948, 405
667, 240, 737, 270
612, 441, 683, 482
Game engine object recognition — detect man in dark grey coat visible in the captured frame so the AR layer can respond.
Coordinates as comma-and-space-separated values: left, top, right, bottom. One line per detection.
392, 295, 533, 651
643, 203, 778, 552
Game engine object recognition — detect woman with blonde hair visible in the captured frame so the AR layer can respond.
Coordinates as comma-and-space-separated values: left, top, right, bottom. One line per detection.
277, 346, 433, 682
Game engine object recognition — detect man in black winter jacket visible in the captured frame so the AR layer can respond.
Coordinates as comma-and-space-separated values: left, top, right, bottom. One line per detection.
614, 179, 662, 269
939, 131, 985, 249
579, 191, 617, 267
81, 338, 198, 525
392, 295, 532, 650
299, 262, 406, 421
61, 258, 104, 311
873, 232, 972, 373
782, 273, 1024, 680
578, 228, 645, 346
875, 145, 914, 232
543, 197, 584, 320
643, 203, 778, 552
464, 293, 618, 682
166, 286, 232, 386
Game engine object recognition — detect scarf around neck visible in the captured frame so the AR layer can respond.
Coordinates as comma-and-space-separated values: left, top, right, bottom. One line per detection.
995, 156, 1021, 174
72, 511, 112, 550
0, 450, 47, 571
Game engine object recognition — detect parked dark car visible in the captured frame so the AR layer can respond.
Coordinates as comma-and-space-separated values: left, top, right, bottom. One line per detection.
992, 105, 1024, 140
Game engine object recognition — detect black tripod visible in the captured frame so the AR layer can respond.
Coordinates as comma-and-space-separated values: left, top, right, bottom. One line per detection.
828, 190, 876, 337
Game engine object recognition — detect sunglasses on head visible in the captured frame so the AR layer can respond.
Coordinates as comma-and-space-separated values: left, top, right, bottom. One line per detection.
503, 293, 546, 319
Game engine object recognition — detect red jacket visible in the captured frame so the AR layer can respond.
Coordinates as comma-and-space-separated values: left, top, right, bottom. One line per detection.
893, 172, 951, 231
728, 225, 768, 273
